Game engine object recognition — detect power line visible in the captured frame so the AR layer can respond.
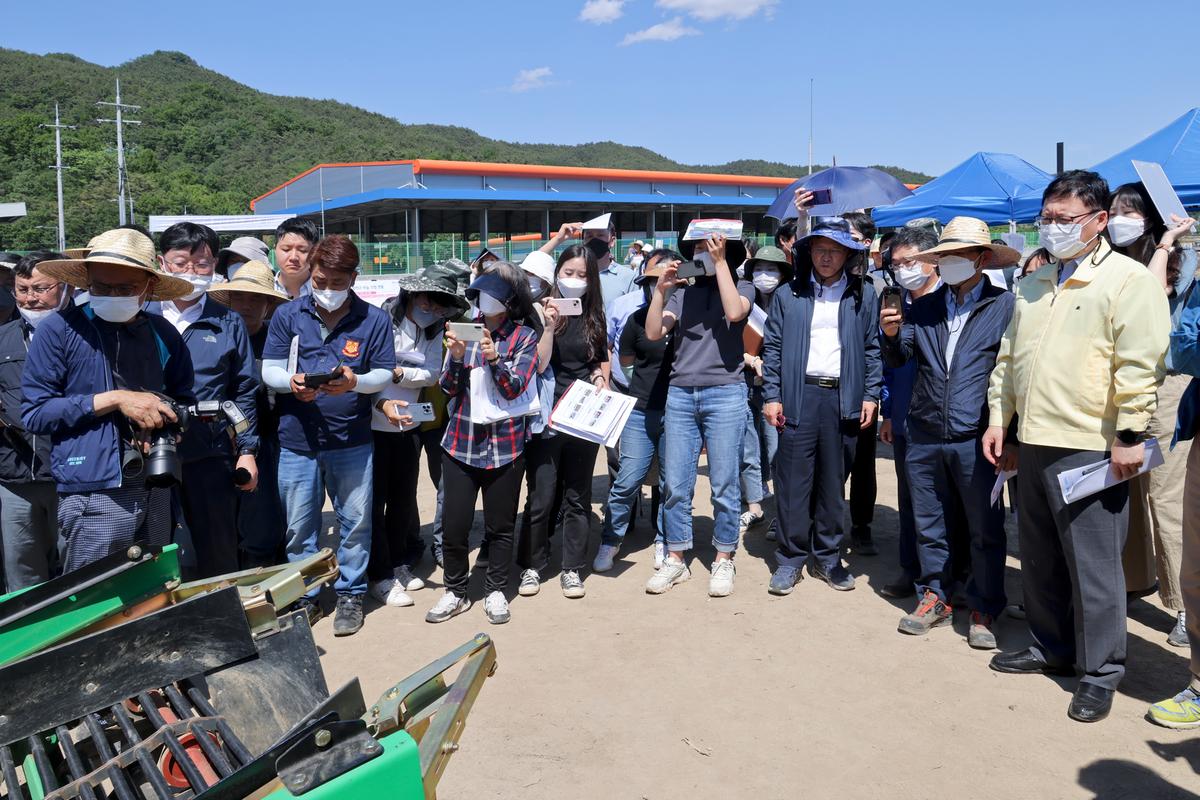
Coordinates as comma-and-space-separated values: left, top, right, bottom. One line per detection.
39, 103, 75, 251
96, 78, 141, 226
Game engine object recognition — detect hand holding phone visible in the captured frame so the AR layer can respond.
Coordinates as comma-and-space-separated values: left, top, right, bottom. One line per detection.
447, 322, 485, 342
810, 188, 833, 205
549, 297, 583, 316
302, 369, 342, 389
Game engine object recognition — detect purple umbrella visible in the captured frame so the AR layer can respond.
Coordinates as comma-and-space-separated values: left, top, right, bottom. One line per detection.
765, 166, 915, 220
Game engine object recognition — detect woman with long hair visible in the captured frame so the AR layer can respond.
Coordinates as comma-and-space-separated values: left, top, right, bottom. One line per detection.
516, 244, 609, 599
1109, 182, 1198, 646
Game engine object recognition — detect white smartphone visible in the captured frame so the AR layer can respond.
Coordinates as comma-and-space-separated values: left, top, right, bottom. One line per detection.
406, 402, 436, 423
549, 297, 583, 316
447, 322, 485, 342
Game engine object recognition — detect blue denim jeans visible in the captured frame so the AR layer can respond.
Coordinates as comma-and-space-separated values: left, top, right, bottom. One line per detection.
740, 387, 779, 504
663, 383, 746, 554
602, 407, 666, 546
279, 443, 373, 597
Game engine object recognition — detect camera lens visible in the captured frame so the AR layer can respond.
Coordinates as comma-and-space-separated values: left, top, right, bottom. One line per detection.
233, 467, 252, 486
144, 433, 182, 488
121, 446, 144, 480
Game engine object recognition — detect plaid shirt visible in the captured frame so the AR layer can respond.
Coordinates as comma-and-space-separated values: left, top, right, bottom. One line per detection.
440, 319, 539, 468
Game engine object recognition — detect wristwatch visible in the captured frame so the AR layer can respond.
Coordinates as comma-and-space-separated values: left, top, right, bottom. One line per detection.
238, 446, 258, 457
1116, 429, 1143, 445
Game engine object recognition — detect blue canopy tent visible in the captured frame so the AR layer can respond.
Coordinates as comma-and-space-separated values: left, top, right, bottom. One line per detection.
1088, 108, 1200, 207
872, 152, 1052, 227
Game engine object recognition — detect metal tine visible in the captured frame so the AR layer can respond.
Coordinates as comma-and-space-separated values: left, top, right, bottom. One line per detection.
161, 686, 235, 778
135, 692, 209, 793
81, 715, 136, 800
106, 705, 175, 800
27, 735, 58, 794
181, 682, 253, 766
1, 744, 29, 800
53, 726, 101, 800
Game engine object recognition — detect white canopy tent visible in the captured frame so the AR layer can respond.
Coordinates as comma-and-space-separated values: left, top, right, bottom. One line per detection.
147, 213, 296, 233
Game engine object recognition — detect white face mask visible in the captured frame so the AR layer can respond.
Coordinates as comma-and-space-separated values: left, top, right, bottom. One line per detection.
937, 255, 979, 286
477, 292, 507, 316
895, 265, 929, 290
556, 276, 588, 298
1107, 215, 1145, 247
19, 307, 56, 329
226, 263, 244, 280
312, 287, 349, 311
90, 295, 142, 323
1038, 213, 1100, 260
752, 269, 782, 294
180, 274, 213, 302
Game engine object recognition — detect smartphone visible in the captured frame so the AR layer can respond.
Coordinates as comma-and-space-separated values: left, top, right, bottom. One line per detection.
406, 402, 436, 423
303, 368, 343, 389
676, 259, 708, 280
810, 188, 833, 206
549, 297, 582, 316
881, 286, 903, 314
447, 322, 485, 342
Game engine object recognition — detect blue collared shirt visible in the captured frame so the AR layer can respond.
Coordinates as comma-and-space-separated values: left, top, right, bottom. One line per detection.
606, 288, 648, 388
945, 278, 986, 368
263, 292, 395, 452
599, 262, 638, 311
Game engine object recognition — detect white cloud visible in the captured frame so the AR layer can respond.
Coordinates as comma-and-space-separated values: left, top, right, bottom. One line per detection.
511, 66, 554, 93
619, 17, 700, 45
655, 0, 777, 21
580, 0, 626, 23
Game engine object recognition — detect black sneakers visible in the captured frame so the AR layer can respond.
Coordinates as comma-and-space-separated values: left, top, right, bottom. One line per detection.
332, 594, 364, 637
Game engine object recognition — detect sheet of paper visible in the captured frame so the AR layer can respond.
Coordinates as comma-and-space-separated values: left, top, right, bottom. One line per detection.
581, 213, 612, 231
682, 218, 744, 241
287, 335, 300, 374
1057, 439, 1164, 505
1133, 161, 1193, 231
991, 469, 1017, 507
747, 304, 768, 337
549, 380, 636, 446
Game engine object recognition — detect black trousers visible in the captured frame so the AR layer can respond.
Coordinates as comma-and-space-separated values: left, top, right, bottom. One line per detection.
518, 434, 600, 574
849, 421, 877, 531
368, 429, 424, 580
441, 452, 524, 597
774, 386, 858, 572
181, 456, 239, 579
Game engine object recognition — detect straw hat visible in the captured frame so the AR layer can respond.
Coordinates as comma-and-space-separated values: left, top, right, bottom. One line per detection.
36, 228, 193, 301
206, 260, 289, 307
914, 216, 1021, 265
62, 234, 103, 261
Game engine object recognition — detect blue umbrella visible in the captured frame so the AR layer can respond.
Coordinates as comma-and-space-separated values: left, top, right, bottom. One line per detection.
765, 166, 915, 220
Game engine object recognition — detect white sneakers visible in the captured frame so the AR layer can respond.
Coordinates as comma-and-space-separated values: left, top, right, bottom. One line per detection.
369, 578, 413, 607
425, 591, 471, 623
483, 591, 510, 624
708, 559, 736, 597
518, 569, 541, 596
646, 557, 691, 594
593, 543, 619, 573
653, 542, 665, 569
394, 565, 425, 592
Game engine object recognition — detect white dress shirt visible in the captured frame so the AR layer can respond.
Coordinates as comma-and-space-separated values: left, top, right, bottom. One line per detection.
806, 273, 847, 379
161, 296, 206, 334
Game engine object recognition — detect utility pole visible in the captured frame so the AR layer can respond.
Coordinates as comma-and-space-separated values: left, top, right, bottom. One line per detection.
40, 103, 75, 251
96, 79, 141, 226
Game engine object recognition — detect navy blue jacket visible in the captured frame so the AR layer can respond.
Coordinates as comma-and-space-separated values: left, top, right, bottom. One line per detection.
0, 318, 53, 483
149, 299, 258, 463
881, 280, 1014, 442
21, 304, 195, 492
762, 275, 882, 421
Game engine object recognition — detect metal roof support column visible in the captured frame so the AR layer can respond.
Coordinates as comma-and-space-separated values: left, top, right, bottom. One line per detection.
542, 209, 550, 241
481, 208, 489, 249
412, 206, 421, 271
646, 210, 655, 241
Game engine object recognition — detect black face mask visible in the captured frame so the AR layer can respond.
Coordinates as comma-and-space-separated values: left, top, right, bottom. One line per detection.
585, 238, 610, 261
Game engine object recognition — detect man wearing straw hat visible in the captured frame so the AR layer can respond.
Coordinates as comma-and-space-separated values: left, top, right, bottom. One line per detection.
208, 261, 290, 568
880, 216, 1019, 650
20, 228, 197, 573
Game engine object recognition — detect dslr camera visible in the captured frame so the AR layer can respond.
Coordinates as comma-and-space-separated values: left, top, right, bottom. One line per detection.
123, 397, 249, 488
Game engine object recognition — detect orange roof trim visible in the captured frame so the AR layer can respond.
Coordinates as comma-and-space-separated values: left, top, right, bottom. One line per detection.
250, 158, 799, 210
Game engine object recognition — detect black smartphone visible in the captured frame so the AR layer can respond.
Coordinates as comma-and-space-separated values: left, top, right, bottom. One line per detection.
676, 259, 709, 280
810, 188, 833, 205
881, 286, 903, 314
303, 368, 343, 389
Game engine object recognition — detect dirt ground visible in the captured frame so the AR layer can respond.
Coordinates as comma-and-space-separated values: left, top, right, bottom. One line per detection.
312, 442, 1200, 800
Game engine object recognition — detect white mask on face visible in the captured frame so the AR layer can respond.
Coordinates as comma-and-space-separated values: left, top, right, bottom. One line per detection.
895, 265, 929, 290
556, 277, 588, 298
477, 292, 507, 316
937, 255, 979, 286
19, 307, 56, 329
180, 274, 213, 302
312, 287, 348, 311
1107, 215, 1145, 247
1038, 213, 1099, 260
90, 295, 142, 323
752, 269, 782, 294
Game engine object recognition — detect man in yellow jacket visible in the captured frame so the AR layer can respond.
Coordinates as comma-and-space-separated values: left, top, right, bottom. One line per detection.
983, 170, 1170, 723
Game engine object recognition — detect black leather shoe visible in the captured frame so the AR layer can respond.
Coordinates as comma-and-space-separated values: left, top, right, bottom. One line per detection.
1068, 683, 1114, 723
880, 575, 916, 599
989, 648, 1074, 677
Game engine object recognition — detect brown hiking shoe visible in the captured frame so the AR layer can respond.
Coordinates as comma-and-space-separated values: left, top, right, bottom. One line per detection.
898, 591, 952, 635
968, 611, 998, 650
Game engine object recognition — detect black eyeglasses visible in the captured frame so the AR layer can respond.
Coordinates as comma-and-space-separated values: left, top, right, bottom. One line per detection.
1036, 210, 1101, 227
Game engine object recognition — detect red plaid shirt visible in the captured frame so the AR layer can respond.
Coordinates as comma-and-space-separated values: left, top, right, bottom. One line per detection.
440, 319, 539, 468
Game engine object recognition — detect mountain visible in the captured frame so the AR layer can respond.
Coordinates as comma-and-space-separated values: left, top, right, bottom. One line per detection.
0, 49, 934, 249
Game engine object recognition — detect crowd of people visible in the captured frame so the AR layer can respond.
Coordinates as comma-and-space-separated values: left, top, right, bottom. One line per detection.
2, 168, 1200, 728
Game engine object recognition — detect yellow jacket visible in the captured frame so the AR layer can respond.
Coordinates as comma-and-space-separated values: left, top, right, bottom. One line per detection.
987, 239, 1169, 451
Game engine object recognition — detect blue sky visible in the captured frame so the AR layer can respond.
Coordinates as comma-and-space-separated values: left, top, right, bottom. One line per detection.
3, 0, 1193, 177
